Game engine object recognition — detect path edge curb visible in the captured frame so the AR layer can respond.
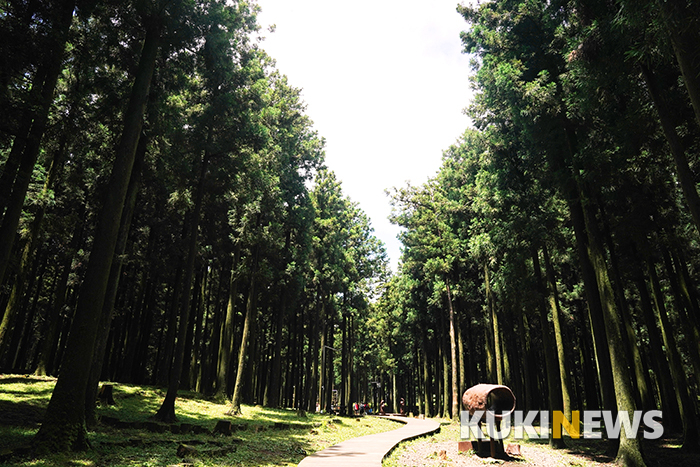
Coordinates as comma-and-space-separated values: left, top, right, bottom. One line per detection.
379, 415, 442, 464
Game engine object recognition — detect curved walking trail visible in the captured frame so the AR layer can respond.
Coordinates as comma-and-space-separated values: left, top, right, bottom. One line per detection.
298, 415, 441, 466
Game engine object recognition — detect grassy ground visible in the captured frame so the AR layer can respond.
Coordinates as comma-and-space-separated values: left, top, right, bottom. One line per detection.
0, 374, 398, 467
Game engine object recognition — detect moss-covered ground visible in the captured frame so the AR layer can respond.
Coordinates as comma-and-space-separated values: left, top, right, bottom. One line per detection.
0, 375, 398, 467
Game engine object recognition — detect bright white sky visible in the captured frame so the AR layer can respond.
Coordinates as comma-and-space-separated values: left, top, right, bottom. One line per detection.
256, 0, 474, 272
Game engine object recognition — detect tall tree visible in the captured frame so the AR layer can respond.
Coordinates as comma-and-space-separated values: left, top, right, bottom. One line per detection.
32, 2, 163, 452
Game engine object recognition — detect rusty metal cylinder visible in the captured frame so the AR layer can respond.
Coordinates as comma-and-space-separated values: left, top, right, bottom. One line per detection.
462, 383, 516, 420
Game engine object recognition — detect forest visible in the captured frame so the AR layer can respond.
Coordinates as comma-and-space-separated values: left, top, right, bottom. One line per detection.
1, 0, 700, 466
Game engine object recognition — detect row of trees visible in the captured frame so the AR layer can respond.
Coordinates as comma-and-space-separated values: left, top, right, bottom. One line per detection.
0, 0, 388, 453
377, 1, 700, 466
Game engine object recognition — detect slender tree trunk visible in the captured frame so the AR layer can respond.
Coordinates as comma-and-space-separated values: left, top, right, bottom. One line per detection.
542, 244, 574, 421
457, 314, 467, 399
641, 64, 700, 236
633, 267, 682, 433
215, 245, 240, 399
0, 129, 71, 357
441, 339, 449, 418
85, 131, 146, 428
0, 0, 75, 287
32, 16, 160, 452
484, 263, 500, 383
121, 228, 157, 383
228, 251, 259, 415
598, 199, 654, 411
318, 304, 327, 411
10, 252, 48, 370
532, 246, 566, 448
657, 0, 700, 128
421, 335, 431, 417
340, 312, 347, 414
648, 258, 700, 451
661, 249, 700, 388
324, 306, 335, 414
545, 118, 617, 431
517, 308, 534, 411
581, 193, 646, 466
446, 278, 459, 420
33, 202, 85, 376
154, 145, 209, 422
267, 285, 286, 407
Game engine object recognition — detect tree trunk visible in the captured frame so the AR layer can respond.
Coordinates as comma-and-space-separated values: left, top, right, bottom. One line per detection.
229, 254, 259, 415
657, 0, 700, 128
633, 267, 682, 433
421, 335, 431, 417
85, 131, 146, 428
33, 202, 85, 376
32, 16, 160, 453
215, 245, 240, 399
517, 308, 534, 411
0, 0, 75, 287
581, 192, 646, 466
532, 246, 566, 448
457, 314, 467, 398
641, 64, 700, 236
324, 306, 335, 414
154, 145, 210, 423
446, 278, 460, 420
441, 339, 449, 419
661, 249, 700, 389
0, 128, 71, 358
544, 117, 617, 432
542, 244, 574, 422
484, 263, 500, 383
647, 258, 700, 451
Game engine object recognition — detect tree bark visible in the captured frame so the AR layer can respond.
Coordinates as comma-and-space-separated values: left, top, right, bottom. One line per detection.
647, 258, 700, 451
532, 246, 566, 448
0, 0, 75, 287
228, 252, 259, 415
581, 191, 646, 467
33, 202, 85, 376
446, 278, 460, 420
154, 145, 210, 423
633, 266, 682, 432
542, 243, 574, 422
657, 0, 700, 128
0, 127, 71, 358
215, 246, 240, 399
32, 16, 160, 453
484, 263, 501, 384
85, 130, 146, 428
661, 249, 700, 390
641, 64, 700, 236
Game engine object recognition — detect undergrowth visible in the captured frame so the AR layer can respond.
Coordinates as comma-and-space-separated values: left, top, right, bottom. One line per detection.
0, 375, 397, 467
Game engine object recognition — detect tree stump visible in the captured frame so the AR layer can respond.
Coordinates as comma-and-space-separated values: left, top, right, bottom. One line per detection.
213, 420, 232, 436
176, 444, 199, 458
98, 384, 116, 405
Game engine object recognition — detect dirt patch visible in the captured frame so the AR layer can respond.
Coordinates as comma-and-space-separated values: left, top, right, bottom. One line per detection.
392, 438, 700, 466
394, 440, 608, 466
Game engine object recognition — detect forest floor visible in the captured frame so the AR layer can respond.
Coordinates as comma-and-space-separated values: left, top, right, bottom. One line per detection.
2, 375, 698, 467
383, 420, 700, 467
0, 374, 398, 467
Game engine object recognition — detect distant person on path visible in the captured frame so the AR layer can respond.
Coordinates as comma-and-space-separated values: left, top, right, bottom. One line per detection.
379, 399, 388, 415
399, 397, 406, 415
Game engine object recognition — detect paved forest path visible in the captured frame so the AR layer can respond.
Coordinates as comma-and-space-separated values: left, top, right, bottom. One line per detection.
297, 415, 441, 466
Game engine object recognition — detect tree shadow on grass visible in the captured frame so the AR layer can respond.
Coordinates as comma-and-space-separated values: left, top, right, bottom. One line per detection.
0, 400, 46, 427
